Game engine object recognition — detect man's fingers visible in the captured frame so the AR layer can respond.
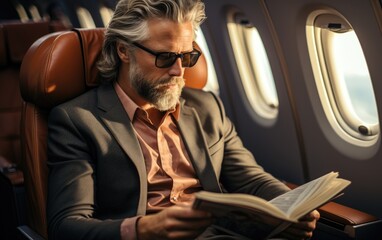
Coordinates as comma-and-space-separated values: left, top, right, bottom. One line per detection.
279, 210, 320, 240
299, 210, 320, 221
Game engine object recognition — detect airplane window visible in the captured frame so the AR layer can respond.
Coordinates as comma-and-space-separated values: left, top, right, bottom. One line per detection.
195, 27, 219, 95
29, 5, 42, 21
245, 27, 278, 109
100, 6, 113, 27
14, 3, 29, 22
307, 11, 379, 144
227, 13, 278, 121
323, 30, 378, 133
76, 7, 96, 28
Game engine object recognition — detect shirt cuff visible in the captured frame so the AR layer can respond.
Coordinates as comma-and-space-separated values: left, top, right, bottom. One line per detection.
120, 216, 142, 240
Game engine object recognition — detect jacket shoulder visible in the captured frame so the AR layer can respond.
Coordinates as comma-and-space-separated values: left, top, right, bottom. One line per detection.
181, 88, 217, 107
181, 88, 225, 120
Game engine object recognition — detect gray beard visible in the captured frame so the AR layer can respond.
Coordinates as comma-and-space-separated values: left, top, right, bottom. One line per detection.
129, 64, 185, 111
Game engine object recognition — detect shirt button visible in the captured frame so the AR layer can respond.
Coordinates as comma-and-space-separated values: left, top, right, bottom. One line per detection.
171, 196, 178, 202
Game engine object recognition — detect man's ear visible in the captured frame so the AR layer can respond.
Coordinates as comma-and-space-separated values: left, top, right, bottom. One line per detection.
117, 42, 130, 63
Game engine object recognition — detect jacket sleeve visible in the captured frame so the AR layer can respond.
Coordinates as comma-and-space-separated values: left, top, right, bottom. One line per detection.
210, 93, 291, 200
47, 106, 124, 240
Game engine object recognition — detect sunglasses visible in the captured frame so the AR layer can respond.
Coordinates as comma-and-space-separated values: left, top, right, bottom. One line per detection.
132, 42, 202, 68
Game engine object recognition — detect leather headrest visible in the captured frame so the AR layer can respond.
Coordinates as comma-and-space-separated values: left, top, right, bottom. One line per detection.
183, 42, 207, 89
20, 28, 208, 109
20, 29, 95, 109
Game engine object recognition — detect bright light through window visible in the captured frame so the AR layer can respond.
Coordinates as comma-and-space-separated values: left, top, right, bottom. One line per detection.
330, 31, 378, 125
77, 7, 96, 28
227, 14, 279, 123
245, 28, 278, 108
307, 11, 379, 144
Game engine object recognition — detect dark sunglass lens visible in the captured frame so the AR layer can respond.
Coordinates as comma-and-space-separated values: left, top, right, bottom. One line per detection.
181, 53, 192, 67
187, 51, 201, 67
156, 50, 201, 68
156, 53, 177, 68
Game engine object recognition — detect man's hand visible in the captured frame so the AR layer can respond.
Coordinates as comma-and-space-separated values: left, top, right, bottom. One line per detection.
137, 202, 213, 240
280, 210, 320, 240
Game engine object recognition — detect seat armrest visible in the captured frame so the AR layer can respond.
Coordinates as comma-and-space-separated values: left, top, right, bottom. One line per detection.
319, 201, 377, 225
17, 225, 45, 240
284, 181, 382, 238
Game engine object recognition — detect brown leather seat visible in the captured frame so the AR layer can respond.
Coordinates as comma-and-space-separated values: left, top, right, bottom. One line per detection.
19, 27, 207, 238
0, 20, 67, 171
0, 20, 68, 240
0, 21, 50, 172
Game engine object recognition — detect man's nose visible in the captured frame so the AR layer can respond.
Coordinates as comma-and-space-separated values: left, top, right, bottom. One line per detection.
168, 58, 183, 76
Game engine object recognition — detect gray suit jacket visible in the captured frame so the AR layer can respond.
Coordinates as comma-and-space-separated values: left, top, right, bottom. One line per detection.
47, 83, 289, 240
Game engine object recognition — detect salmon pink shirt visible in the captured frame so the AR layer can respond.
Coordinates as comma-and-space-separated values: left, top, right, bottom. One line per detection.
114, 82, 202, 213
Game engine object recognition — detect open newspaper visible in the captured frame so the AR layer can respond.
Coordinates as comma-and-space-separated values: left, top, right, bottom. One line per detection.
192, 172, 351, 237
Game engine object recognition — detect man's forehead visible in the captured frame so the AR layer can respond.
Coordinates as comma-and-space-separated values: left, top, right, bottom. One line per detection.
146, 19, 194, 42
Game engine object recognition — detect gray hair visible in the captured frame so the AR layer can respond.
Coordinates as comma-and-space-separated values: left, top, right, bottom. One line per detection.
97, 0, 206, 82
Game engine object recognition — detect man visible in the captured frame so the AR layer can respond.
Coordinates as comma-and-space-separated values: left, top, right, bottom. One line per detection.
47, 0, 319, 239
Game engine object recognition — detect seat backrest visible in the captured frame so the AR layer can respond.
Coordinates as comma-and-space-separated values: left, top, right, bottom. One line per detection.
0, 20, 69, 240
19, 27, 208, 237
0, 20, 67, 171
0, 21, 49, 170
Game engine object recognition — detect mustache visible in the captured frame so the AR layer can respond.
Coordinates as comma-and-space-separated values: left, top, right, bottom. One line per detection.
154, 77, 184, 88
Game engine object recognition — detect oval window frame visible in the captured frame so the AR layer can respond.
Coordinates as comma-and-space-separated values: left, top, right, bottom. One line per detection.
306, 9, 380, 148
227, 11, 279, 125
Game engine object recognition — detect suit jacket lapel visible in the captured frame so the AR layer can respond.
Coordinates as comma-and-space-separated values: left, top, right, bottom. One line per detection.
96, 84, 147, 215
178, 100, 221, 193
95, 85, 221, 212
